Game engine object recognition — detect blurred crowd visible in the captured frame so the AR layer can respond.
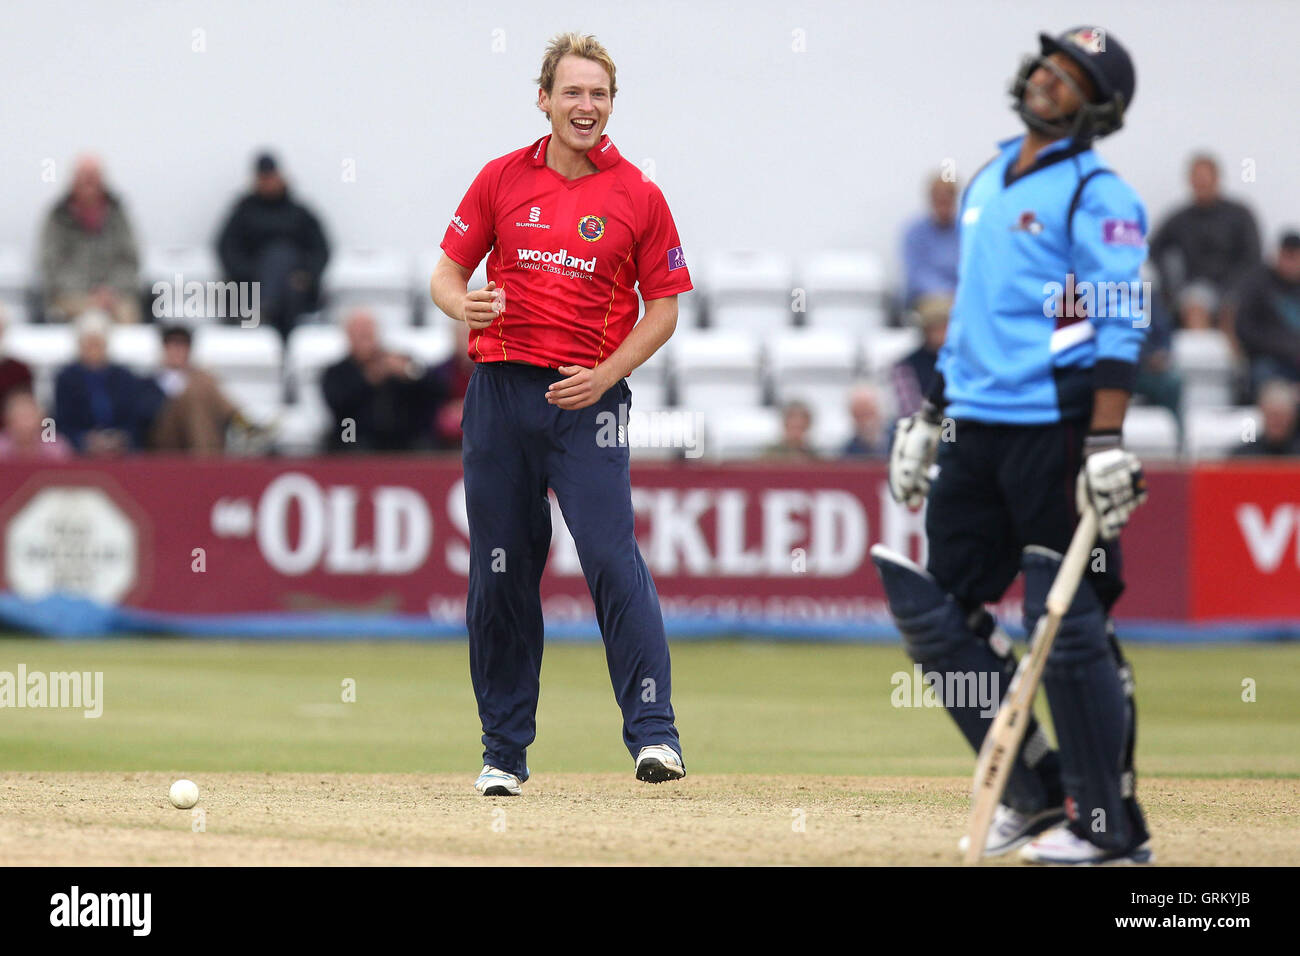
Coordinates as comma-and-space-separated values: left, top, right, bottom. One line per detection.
772, 155, 1300, 461
1, 149, 1297, 460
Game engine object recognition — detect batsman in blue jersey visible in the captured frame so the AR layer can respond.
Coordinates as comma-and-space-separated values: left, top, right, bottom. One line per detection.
873, 27, 1153, 864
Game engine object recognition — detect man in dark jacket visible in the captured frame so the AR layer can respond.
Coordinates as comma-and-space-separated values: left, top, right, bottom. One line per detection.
1149, 153, 1261, 326
322, 309, 441, 452
55, 311, 163, 455
1233, 232, 1300, 392
216, 152, 329, 340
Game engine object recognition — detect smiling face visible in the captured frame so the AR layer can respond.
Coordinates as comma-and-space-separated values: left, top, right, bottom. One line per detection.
538, 54, 613, 155
1022, 52, 1096, 124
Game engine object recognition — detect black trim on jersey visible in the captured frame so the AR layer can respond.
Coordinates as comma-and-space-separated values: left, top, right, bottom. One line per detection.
1066, 167, 1116, 243
1053, 365, 1095, 423
1094, 358, 1138, 392
1002, 137, 1090, 188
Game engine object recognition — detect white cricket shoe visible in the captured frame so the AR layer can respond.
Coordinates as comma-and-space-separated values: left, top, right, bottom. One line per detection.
474, 765, 522, 796
634, 745, 685, 783
957, 804, 1065, 858
1019, 824, 1154, 865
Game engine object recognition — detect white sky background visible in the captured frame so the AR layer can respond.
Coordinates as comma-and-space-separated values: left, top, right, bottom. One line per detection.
3, 0, 1298, 284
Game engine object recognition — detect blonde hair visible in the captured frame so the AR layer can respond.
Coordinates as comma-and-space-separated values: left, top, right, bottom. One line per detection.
536, 32, 617, 99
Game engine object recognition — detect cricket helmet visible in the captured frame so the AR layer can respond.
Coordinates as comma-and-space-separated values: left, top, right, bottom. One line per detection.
1011, 27, 1135, 142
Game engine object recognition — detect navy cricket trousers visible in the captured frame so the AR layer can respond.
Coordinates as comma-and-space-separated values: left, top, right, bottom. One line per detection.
461, 360, 681, 780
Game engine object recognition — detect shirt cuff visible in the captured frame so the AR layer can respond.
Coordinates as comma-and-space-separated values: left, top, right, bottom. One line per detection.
1094, 358, 1137, 392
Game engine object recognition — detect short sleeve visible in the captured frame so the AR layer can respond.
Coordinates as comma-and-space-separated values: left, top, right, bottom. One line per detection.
1070, 173, 1149, 367
634, 186, 693, 300
440, 163, 497, 271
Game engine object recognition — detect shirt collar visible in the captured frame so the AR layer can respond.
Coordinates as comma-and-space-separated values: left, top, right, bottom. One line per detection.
998, 132, 1079, 158
531, 134, 621, 170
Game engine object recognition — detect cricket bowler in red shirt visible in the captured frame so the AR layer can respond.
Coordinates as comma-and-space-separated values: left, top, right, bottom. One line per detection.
430, 32, 691, 796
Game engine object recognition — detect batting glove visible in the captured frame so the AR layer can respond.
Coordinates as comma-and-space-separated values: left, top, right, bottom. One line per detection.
888, 403, 943, 509
1076, 432, 1147, 541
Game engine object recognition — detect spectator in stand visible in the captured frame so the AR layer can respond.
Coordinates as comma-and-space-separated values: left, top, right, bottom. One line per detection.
322, 309, 441, 452
900, 175, 959, 308
842, 383, 889, 457
149, 326, 249, 454
1232, 231, 1300, 392
1174, 281, 1219, 330
891, 293, 949, 418
0, 390, 72, 461
1132, 280, 1183, 420
1233, 380, 1300, 457
0, 309, 34, 407
765, 399, 818, 461
216, 152, 329, 340
54, 311, 162, 455
39, 154, 141, 324
1149, 153, 1261, 328
429, 320, 474, 450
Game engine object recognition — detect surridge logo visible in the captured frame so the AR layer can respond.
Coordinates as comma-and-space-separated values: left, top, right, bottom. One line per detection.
516, 247, 597, 272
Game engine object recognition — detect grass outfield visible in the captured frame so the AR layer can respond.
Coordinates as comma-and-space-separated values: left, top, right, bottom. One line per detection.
1, 639, 1296, 865
0, 638, 1295, 777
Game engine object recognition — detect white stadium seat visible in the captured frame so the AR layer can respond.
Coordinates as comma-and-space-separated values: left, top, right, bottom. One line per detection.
0, 299, 31, 324
862, 327, 922, 380
674, 294, 702, 329
385, 325, 454, 366
809, 404, 855, 456
709, 302, 799, 335
1185, 406, 1260, 460
1121, 404, 1180, 459
1172, 329, 1237, 412
798, 249, 889, 331
143, 246, 224, 325
673, 330, 764, 412
107, 325, 162, 375
327, 300, 414, 331
703, 406, 782, 460
325, 247, 412, 305
192, 326, 284, 421
805, 302, 889, 334
0, 246, 31, 301
701, 249, 795, 332
767, 330, 860, 435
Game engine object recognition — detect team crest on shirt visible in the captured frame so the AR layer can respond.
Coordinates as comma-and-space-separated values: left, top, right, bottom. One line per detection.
577, 215, 606, 242
1012, 210, 1045, 235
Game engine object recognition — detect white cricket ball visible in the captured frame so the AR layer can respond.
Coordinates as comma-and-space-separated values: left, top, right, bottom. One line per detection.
168, 779, 200, 809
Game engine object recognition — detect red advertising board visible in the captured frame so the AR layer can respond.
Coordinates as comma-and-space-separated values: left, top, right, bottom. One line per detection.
1190, 463, 1300, 621
0, 459, 1205, 635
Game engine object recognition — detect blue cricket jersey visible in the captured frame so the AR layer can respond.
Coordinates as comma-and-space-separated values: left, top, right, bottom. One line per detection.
938, 135, 1149, 424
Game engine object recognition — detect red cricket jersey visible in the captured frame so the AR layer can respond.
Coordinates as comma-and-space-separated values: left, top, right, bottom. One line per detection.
440, 135, 693, 369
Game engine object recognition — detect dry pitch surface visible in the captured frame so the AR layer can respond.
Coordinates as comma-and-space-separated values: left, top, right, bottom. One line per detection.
2, 772, 1296, 866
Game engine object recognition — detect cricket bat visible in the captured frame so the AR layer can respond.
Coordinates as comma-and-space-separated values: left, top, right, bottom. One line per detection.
962, 507, 1100, 865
